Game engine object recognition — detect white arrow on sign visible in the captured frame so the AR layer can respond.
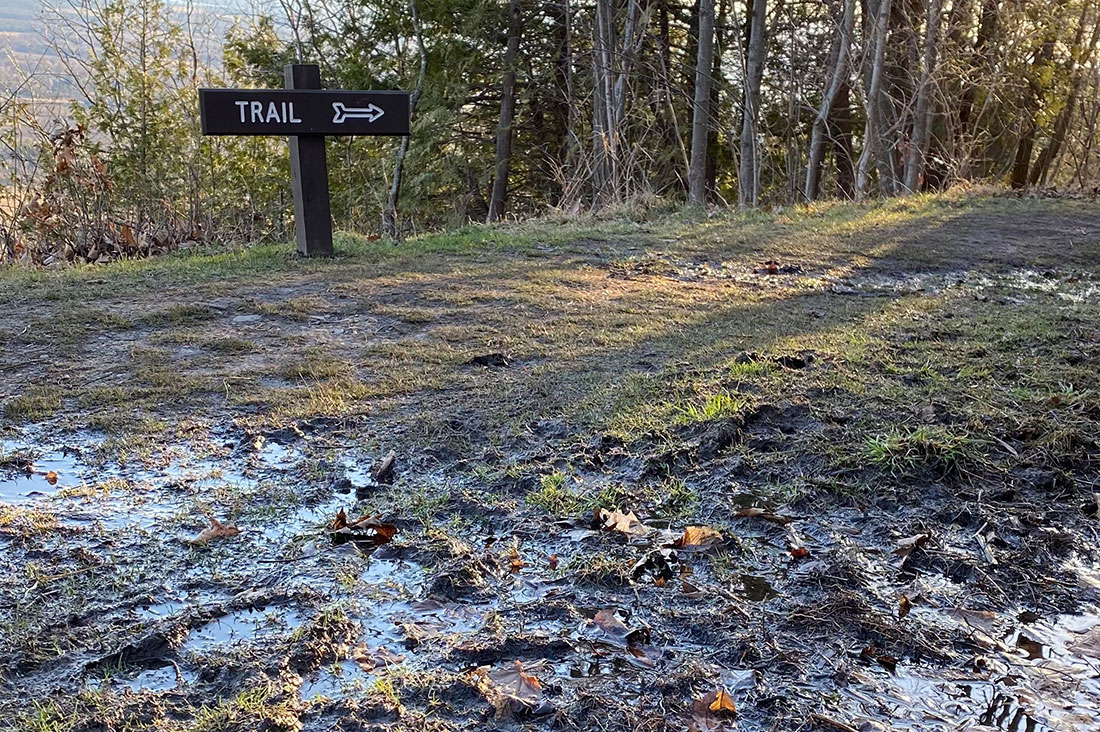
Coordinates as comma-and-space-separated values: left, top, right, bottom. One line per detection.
331, 101, 385, 124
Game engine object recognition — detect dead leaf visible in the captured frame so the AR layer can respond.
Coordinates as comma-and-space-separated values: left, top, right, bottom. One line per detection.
593, 507, 651, 536
860, 646, 898, 673
473, 660, 545, 718
894, 533, 930, 559
593, 608, 629, 636
691, 688, 738, 731
735, 506, 793, 525
183, 517, 240, 547
632, 548, 678, 585
673, 525, 724, 549
789, 545, 810, 559
899, 595, 911, 619
44, 471, 58, 486
506, 546, 525, 573
352, 644, 406, 671
327, 510, 398, 547
547, 554, 559, 570
371, 450, 396, 484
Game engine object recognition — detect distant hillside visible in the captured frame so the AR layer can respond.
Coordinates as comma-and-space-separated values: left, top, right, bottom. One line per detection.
0, 0, 65, 95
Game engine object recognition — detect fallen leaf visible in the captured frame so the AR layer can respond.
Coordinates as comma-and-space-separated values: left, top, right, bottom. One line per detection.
673, 525, 724, 549
860, 646, 898, 673
547, 554, 558, 570
899, 595, 911, 619
593, 507, 651, 536
894, 533, 931, 559
691, 688, 738, 731
184, 517, 240, 546
735, 506, 793, 525
506, 546, 525, 573
327, 510, 398, 547
632, 548, 679, 584
371, 450, 396, 484
593, 608, 628, 635
44, 471, 58, 485
352, 644, 406, 671
473, 660, 545, 718
789, 545, 810, 559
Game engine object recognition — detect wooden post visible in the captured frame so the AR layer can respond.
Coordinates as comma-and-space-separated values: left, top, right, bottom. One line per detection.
285, 64, 333, 257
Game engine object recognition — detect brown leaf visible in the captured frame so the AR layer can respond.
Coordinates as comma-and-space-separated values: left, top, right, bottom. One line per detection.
547, 554, 559, 570
899, 595, 911, 620
329, 509, 349, 531
691, 688, 738, 732
894, 533, 931, 559
593, 609, 629, 637
735, 506, 793, 525
184, 517, 240, 546
476, 660, 544, 716
860, 646, 898, 673
673, 525, 724, 549
352, 644, 406, 671
593, 507, 651, 536
327, 510, 397, 546
789, 545, 810, 559
506, 546, 525, 573
371, 450, 396, 484
44, 471, 59, 486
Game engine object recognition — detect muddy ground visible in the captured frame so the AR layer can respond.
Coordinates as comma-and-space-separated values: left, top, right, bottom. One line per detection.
1, 194, 1099, 731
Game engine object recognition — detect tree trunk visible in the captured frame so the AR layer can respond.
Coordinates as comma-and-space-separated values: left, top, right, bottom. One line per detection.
856, 0, 892, 199
1010, 15, 1060, 189
738, 0, 768, 207
1029, 3, 1100, 185
383, 0, 426, 239
488, 0, 523, 222
688, 0, 715, 205
832, 78, 856, 198
902, 0, 942, 193
805, 0, 855, 201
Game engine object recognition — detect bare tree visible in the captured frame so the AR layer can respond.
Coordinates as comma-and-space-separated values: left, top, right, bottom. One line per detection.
902, 0, 943, 193
383, 0, 426, 240
688, 0, 715, 205
805, 0, 855, 201
488, 0, 523, 222
738, 0, 768, 206
856, 0, 893, 199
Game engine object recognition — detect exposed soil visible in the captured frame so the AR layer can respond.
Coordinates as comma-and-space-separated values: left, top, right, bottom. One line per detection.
1, 195, 1099, 731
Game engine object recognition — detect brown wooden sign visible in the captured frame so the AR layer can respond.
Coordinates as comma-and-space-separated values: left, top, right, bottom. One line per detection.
198, 65, 410, 256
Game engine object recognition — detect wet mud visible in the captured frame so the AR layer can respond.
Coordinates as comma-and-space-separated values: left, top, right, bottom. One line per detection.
2, 241, 1100, 729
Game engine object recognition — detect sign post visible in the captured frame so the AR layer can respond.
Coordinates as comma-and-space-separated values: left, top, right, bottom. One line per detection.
199, 65, 410, 257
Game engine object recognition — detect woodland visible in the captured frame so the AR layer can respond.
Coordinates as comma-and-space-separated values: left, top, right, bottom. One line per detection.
1, 0, 1099, 259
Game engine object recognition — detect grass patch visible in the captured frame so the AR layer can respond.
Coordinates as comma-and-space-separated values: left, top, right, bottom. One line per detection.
3, 387, 63, 421
677, 392, 747, 424
201, 337, 255, 354
863, 425, 983, 478
141, 303, 219, 327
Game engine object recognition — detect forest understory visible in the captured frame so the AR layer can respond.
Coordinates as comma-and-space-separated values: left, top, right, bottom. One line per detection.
1, 194, 1099, 731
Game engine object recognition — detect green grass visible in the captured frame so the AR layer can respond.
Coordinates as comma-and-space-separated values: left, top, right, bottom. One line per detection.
526, 470, 581, 515
678, 392, 747, 424
863, 425, 984, 478
3, 387, 63, 421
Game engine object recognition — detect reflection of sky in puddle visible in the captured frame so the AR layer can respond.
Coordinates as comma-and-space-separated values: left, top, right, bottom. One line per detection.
120, 664, 197, 692
0, 444, 80, 503
301, 658, 369, 701
182, 606, 307, 654
841, 606, 1100, 732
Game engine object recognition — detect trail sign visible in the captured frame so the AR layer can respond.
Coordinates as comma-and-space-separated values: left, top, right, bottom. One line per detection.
199, 65, 410, 256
